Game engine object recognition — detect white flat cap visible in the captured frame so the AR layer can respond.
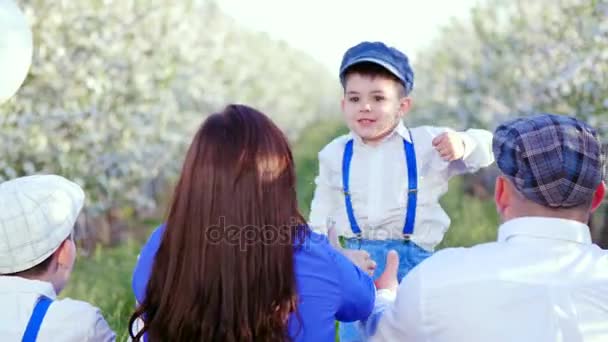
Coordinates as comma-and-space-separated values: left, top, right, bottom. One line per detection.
0, 174, 84, 274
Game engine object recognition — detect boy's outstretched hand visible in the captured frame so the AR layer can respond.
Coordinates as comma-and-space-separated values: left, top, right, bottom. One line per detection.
328, 226, 377, 277
432, 132, 465, 161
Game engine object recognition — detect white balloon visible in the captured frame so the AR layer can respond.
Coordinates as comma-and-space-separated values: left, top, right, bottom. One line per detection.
0, 0, 33, 104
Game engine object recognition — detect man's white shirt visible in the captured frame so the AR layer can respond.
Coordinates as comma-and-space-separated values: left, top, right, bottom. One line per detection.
367, 217, 608, 342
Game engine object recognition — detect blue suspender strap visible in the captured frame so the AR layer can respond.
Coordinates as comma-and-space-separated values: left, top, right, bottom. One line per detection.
342, 139, 362, 236
22, 296, 52, 342
402, 132, 418, 236
341, 131, 418, 239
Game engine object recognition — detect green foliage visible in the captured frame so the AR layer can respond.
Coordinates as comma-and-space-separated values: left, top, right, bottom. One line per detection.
411, 0, 608, 133
293, 119, 348, 217
61, 239, 142, 341
437, 178, 498, 248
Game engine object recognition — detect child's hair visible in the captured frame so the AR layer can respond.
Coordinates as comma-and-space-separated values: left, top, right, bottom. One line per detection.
341, 61, 407, 97
5, 255, 54, 277
4, 235, 72, 278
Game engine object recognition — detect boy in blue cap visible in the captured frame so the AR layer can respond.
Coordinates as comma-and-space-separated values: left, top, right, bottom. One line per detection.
308, 41, 495, 341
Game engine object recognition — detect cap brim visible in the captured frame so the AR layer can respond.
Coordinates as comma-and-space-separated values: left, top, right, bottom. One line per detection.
339, 57, 405, 84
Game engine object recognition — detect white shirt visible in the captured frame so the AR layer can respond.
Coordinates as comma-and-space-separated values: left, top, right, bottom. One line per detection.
0, 276, 116, 342
308, 121, 494, 251
368, 217, 608, 342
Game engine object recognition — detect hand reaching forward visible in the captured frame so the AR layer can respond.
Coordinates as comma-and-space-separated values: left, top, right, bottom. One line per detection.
328, 226, 377, 277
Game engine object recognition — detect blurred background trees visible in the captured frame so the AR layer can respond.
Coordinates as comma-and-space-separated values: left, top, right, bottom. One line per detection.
409, 0, 608, 246
2, 0, 607, 249
3, 0, 605, 337
3, 0, 339, 246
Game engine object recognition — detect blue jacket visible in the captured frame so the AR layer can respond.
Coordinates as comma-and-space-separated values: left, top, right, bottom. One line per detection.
132, 225, 375, 341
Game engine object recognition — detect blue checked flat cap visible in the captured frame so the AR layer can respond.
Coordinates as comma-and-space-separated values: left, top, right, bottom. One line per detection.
493, 114, 604, 208
339, 41, 414, 95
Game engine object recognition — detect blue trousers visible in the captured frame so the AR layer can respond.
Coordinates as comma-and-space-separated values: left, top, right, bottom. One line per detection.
339, 238, 432, 342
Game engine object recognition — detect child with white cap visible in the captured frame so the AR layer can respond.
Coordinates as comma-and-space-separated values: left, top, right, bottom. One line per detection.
0, 175, 115, 341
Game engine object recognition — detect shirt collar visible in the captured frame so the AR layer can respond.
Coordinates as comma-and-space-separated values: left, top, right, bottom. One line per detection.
0, 276, 57, 299
350, 120, 412, 145
498, 216, 592, 245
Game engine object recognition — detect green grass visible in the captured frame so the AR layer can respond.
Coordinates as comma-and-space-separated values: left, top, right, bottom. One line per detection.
61, 238, 142, 341
62, 119, 500, 340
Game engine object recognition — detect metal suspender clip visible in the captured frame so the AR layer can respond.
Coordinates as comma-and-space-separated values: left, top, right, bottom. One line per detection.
354, 232, 363, 249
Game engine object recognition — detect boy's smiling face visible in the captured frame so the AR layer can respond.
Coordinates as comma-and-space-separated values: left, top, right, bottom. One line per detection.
342, 73, 411, 145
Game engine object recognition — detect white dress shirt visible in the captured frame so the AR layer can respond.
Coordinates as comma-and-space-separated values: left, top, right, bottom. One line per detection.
0, 276, 116, 341
308, 120, 494, 251
368, 217, 608, 342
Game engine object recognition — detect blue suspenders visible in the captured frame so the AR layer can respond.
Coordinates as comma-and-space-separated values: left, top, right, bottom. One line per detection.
22, 296, 52, 342
342, 132, 417, 239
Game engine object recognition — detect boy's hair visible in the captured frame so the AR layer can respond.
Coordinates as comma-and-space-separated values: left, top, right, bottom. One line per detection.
4, 235, 72, 278
6, 254, 54, 278
341, 61, 407, 97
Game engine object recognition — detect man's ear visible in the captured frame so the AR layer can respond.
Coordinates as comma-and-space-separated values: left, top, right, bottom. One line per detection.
590, 182, 606, 212
495, 175, 513, 215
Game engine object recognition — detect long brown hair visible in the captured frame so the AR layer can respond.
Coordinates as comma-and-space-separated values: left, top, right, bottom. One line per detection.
129, 104, 306, 341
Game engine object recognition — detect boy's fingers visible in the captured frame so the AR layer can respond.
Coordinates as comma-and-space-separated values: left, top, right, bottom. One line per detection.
369, 260, 377, 271
366, 260, 377, 277
432, 133, 446, 146
440, 151, 452, 160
